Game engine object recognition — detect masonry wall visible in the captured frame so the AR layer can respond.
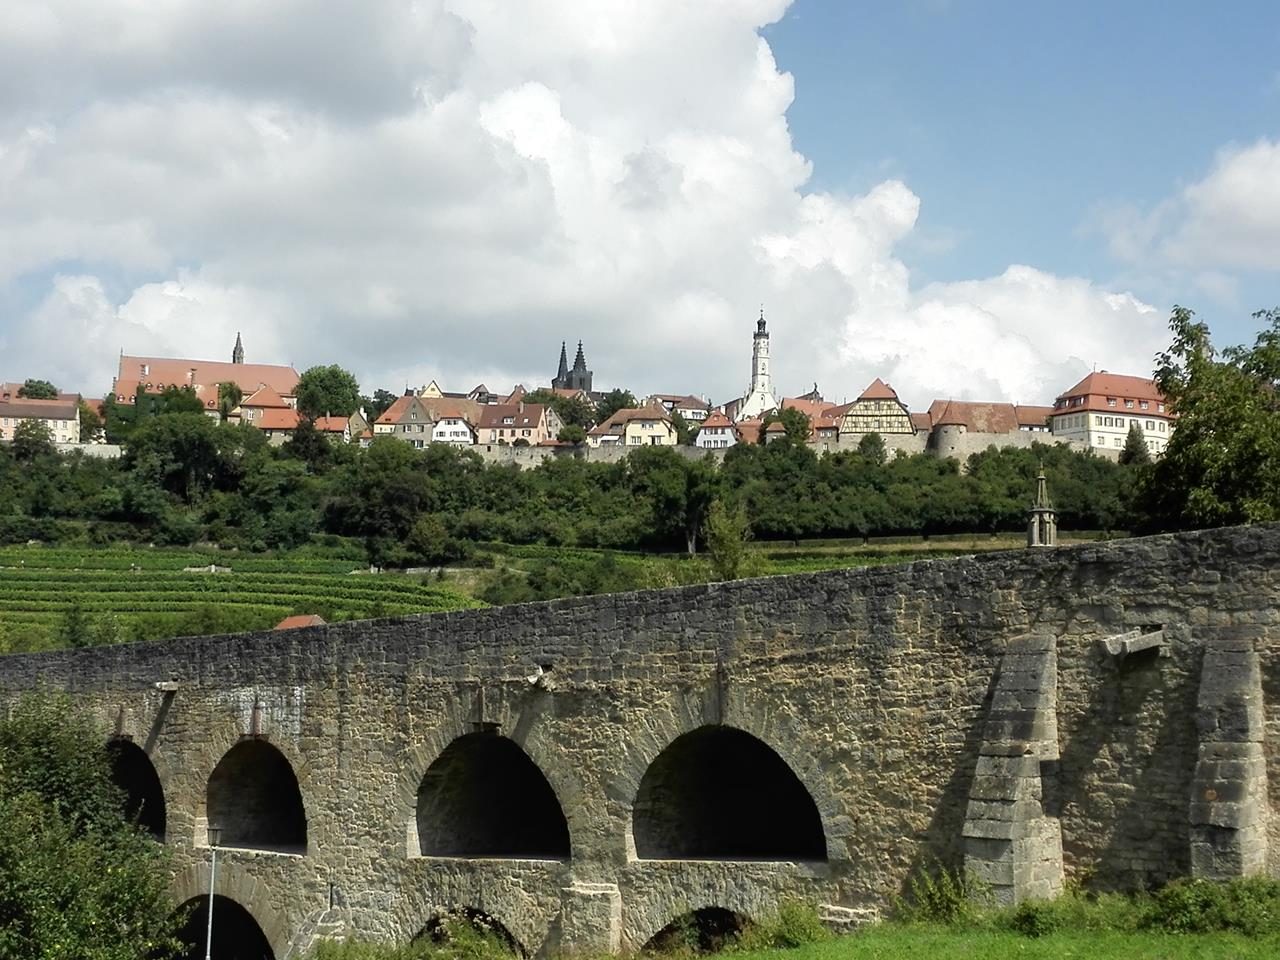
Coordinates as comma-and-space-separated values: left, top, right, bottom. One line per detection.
0, 524, 1276, 957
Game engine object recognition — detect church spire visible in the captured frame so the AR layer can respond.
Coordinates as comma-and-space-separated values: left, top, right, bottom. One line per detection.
556, 341, 569, 381
573, 340, 587, 371
232, 331, 244, 365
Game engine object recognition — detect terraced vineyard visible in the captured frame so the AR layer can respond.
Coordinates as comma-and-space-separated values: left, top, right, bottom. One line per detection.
0, 546, 483, 651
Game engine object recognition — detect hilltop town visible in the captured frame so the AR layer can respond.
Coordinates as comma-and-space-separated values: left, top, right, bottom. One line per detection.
0, 311, 1172, 466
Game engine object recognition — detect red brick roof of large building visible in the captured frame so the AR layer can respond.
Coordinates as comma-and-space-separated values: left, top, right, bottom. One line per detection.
114, 355, 299, 404
1053, 372, 1169, 416
255, 407, 301, 430
697, 411, 735, 430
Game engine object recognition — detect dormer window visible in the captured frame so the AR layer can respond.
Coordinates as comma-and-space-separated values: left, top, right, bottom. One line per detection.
1106, 397, 1116, 406
503, 417, 514, 425
141, 364, 149, 376
1124, 399, 1134, 408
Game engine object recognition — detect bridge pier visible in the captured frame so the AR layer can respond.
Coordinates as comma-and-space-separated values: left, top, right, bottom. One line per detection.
559, 882, 622, 954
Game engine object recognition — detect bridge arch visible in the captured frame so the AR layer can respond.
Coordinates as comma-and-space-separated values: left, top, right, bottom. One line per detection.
396, 698, 583, 860
207, 738, 307, 853
641, 906, 750, 953
415, 906, 525, 956
414, 731, 570, 859
175, 894, 276, 960
631, 724, 826, 860
106, 737, 166, 840
171, 862, 291, 959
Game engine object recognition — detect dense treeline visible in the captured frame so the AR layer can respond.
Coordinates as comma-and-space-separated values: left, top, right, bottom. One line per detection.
0, 414, 1137, 565
3, 306, 1274, 563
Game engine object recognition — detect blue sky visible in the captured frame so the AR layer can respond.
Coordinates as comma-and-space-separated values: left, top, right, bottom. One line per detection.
764, 0, 1280, 345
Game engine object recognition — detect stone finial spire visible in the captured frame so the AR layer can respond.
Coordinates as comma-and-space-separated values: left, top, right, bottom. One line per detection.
1027, 465, 1057, 547
573, 340, 587, 371
232, 331, 244, 365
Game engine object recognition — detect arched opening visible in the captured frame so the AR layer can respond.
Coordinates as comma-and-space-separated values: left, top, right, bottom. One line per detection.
106, 738, 165, 840
175, 895, 275, 960
415, 907, 523, 957
207, 739, 306, 853
643, 907, 750, 954
632, 725, 826, 860
416, 732, 570, 859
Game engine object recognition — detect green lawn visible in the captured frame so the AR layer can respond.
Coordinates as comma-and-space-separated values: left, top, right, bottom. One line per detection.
735, 927, 1278, 960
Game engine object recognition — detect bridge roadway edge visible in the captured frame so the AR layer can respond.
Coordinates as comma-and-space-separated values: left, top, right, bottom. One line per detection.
1, 523, 1277, 954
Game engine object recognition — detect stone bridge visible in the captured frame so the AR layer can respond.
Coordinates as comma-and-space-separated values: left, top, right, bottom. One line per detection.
1, 524, 1277, 958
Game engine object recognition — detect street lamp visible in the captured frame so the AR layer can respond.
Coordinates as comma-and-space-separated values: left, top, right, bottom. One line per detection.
205, 825, 222, 960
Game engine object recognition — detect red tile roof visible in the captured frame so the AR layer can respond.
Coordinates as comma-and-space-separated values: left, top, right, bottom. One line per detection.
114, 355, 298, 403
927, 400, 1020, 433
274, 614, 326, 630
241, 385, 291, 409
477, 403, 550, 430
0, 396, 80, 420
697, 411, 735, 430
910, 411, 933, 432
255, 408, 301, 430
313, 416, 350, 434
858, 377, 900, 401
1015, 405, 1055, 428
1052, 372, 1169, 417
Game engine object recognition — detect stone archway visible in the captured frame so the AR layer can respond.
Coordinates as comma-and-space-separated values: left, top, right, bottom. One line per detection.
631, 725, 826, 861
416, 732, 570, 859
207, 739, 307, 853
642, 907, 751, 953
107, 737, 166, 840
415, 906, 525, 956
175, 894, 275, 960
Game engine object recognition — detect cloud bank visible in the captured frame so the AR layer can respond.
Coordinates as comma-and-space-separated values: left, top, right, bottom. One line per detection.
0, 0, 1167, 408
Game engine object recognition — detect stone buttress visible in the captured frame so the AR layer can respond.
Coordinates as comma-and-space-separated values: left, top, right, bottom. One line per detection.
963, 632, 1064, 904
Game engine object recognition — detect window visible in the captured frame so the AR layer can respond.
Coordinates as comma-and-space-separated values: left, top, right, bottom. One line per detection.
1114, 437, 1122, 447
1139, 401, 1149, 410
1106, 397, 1116, 406
1125, 399, 1134, 408
522, 429, 530, 437
1159, 422, 1166, 432
410, 410, 416, 420
1096, 437, 1105, 446
1158, 403, 1165, 412
503, 417, 514, 425
1102, 416, 1110, 426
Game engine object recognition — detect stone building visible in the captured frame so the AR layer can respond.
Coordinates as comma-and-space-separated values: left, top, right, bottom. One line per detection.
1049, 372, 1172, 456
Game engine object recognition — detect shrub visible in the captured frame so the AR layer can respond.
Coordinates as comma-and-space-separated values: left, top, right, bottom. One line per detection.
740, 899, 830, 949
893, 861, 984, 926
1141, 876, 1280, 936
1006, 899, 1062, 938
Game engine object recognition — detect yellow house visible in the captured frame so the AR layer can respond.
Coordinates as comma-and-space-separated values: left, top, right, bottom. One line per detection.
587, 404, 678, 447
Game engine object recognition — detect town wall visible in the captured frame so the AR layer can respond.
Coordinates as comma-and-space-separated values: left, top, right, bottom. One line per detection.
1, 524, 1276, 956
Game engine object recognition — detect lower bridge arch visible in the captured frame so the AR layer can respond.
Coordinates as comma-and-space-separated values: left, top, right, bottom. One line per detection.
175, 894, 276, 960
415, 906, 525, 956
641, 906, 751, 954
630, 724, 827, 861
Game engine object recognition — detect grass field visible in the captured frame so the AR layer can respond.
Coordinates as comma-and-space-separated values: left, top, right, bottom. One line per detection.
0, 544, 482, 651
731, 927, 1280, 960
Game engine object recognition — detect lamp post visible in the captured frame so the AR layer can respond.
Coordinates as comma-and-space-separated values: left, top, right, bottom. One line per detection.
205, 825, 222, 960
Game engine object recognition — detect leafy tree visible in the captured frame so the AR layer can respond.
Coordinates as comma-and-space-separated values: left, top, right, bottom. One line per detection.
595, 388, 638, 423
704, 498, 752, 580
133, 384, 205, 420
1119, 422, 1151, 466
525, 388, 597, 428
125, 413, 222, 503
16, 379, 58, 399
296, 365, 361, 420
857, 431, 888, 465
1140, 306, 1280, 529
761, 406, 812, 444
0, 694, 183, 959
670, 409, 696, 446
363, 389, 398, 422
78, 400, 104, 441
11, 420, 55, 460
217, 381, 243, 421
557, 424, 588, 444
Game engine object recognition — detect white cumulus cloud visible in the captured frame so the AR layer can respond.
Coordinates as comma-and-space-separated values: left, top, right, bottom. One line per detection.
0, 0, 1164, 408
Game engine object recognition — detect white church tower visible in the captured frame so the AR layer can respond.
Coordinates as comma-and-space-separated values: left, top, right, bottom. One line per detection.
736, 308, 779, 420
